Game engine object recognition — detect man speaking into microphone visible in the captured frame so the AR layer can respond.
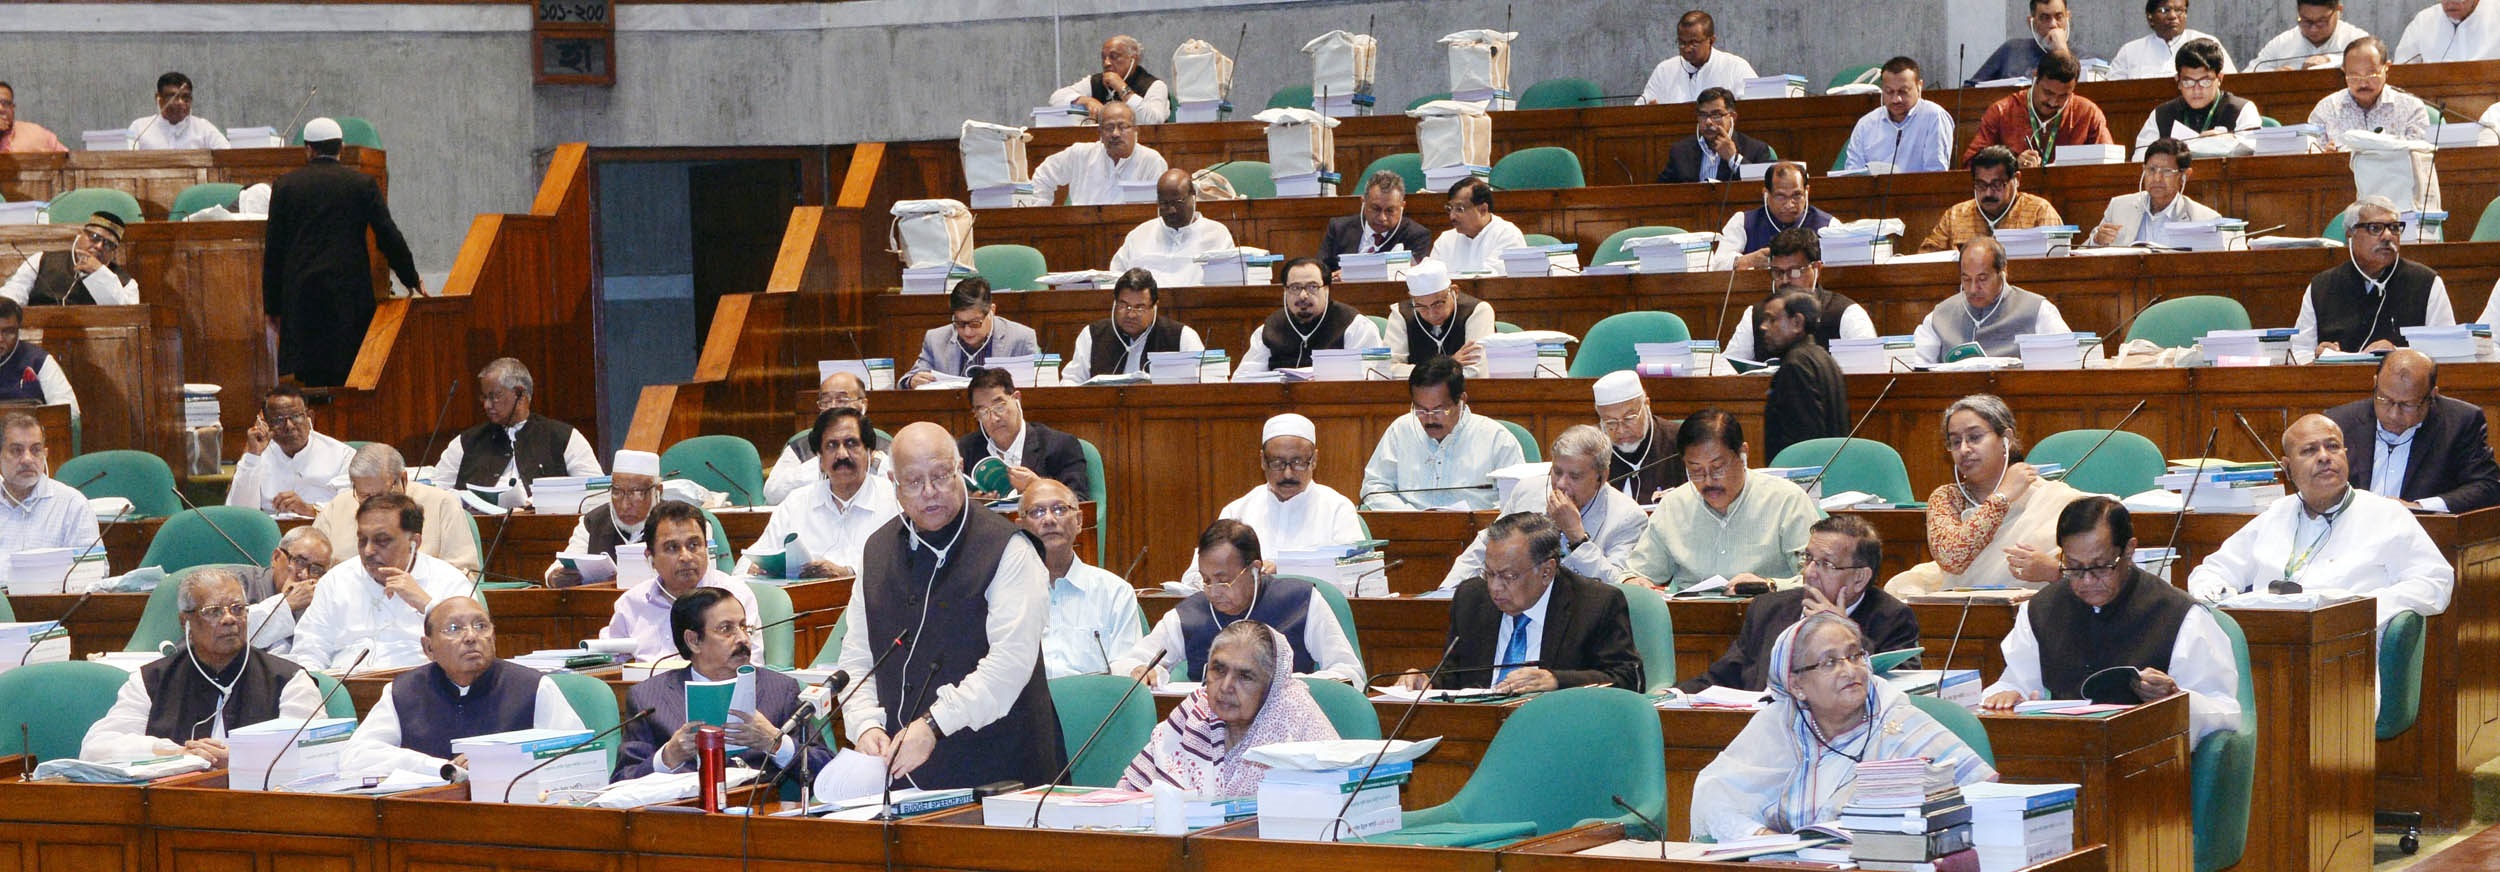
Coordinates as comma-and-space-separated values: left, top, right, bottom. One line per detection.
613, 586, 829, 781
1407, 512, 1642, 694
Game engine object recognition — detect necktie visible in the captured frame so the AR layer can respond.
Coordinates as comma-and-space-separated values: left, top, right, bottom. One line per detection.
1370, 231, 1388, 252
1498, 614, 1531, 684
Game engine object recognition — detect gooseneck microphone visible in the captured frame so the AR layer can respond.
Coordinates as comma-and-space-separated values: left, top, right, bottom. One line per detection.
500, 707, 656, 803
1328, 635, 1462, 841
1028, 648, 1167, 828
259, 649, 367, 789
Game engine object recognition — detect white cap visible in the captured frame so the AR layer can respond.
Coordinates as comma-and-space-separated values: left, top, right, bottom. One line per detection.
1404, 260, 1452, 297
613, 450, 661, 478
1592, 370, 1645, 405
1262, 413, 1317, 446
302, 117, 343, 143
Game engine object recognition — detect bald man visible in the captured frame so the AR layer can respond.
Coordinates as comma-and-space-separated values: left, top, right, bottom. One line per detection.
336, 596, 587, 778
1029, 102, 1169, 206
2322, 349, 2500, 513
1048, 35, 1172, 124
762, 370, 889, 505
1020, 478, 1145, 677
1107, 168, 1236, 286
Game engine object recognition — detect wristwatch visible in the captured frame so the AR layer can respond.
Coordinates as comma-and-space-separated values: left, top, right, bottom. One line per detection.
919, 714, 947, 741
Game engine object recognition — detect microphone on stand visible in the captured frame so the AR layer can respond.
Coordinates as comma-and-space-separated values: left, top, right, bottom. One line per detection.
877, 656, 946, 820
412, 379, 461, 486
167, 487, 266, 568
1027, 649, 1167, 828
1804, 376, 1898, 492
258, 649, 367, 789
2104, 293, 2170, 352
1612, 794, 1672, 851
2232, 412, 2287, 469
759, 670, 850, 801
279, 86, 320, 144
702, 461, 755, 506
20, 589, 93, 667
1328, 635, 1462, 841
2044, 399, 2149, 483
54, 502, 131, 598
499, 708, 656, 803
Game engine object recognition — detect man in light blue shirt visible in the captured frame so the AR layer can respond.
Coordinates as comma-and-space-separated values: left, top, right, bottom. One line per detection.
0, 411, 98, 554
1020, 478, 1145, 677
1842, 57, 1955, 174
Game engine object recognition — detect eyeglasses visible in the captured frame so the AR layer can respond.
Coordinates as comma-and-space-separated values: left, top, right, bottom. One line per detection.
2142, 166, 2184, 179
2176, 76, 2217, 91
1261, 455, 1316, 471
264, 411, 310, 427
1794, 551, 1869, 573
894, 472, 957, 495
1790, 649, 1870, 676
1771, 264, 1815, 282
1684, 460, 1740, 481
2374, 393, 2432, 413
1411, 404, 1460, 420
1443, 201, 1478, 214
277, 552, 331, 574
79, 229, 121, 253
1204, 565, 1259, 592
436, 620, 495, 639
1113, 299, 1156, 316
2351, 221, 2404, 237
186, 604, 249, 620
973, 395, 1017, 420
612, 485, 662, 502
1023, 503, 1079, 519
1598, 412, 1649, 430
2058, 560, 2125, 581
1283, 282, 1325, 295
816, 393, 864, 410
710, 622, 762, 638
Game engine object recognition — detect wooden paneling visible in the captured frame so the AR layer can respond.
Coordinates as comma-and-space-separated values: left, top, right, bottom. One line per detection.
19, 304, 184, 466
0, 147, 384, 222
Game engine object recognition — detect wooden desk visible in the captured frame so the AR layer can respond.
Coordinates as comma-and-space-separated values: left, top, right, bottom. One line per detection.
0, 761, 151, 870
0, 146, 386, 221
1503, 823, 2110, 872
1190, 816, 1499, 872
2227, 600, 2377, 872
147, 772, 392, 870
1357, 510, 1495, 594
17, 304, 184, 468
8, 592, 151, 658
379, 787, 636, 869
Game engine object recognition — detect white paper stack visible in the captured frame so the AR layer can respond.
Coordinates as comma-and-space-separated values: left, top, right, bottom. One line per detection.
1965, 783, 2078, 872
225, 126, 284, 149
2401, 325, 2483, 363
1148, 350, 1204, 385
981, 785, 1154, 828
1820, 219, 1903, 266
1882, 669, 1984, 707
2, 548, 76, 594
1740, 75, 1808, 100
902, 263, 975, 294
1040, 270, 1119, 290
1256, 762, 1407, 841
2402, 210, 2448, 244
1337, 249, 1414, 283
0, 202, 41, 225
1195, 249, 1281, 286
2155, 465, 2284, 512
2015, 332, 2097, 370
2051, 144, 2126, 166
1828, 336, 1914, 374
1452, 88, 1512, 109
1175, 101, 1230, 123
1035, 354, 1064, 387
1197, 350, 1232, 383
2156, 217, 2247, 252
1633, 341, 1719, 377
0, 622, 68, 673
1423, 164, 1490, 191
2196, 328, 2297, 366
183, 384, 223, 428
227, 716, 356, 791
525, 476, 606, 514
1624, 232, 1717, 273
1498, 243, 1579, 277
2433, 120, 2496, 149
1314, 92, 1377, 118
1993, 226, 2078, 259
1276, 544, 1392, 598
1490, 461, 1547, 506
983, 353, 1040, 387
1480, 330, 1576, 378
969, 183, 1035, 210
1118, 179, 1160, 205
456, 728, 611, 805
2247, 124, 2321, 156
1272, 171, 1340, 198
1309, 348, 1368, 381
1029, 106, 1087, 128
817, 358, 897, 391
82, 129, 133, 150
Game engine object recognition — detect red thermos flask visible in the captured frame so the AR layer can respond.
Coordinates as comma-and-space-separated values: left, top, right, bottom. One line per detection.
696, 725, 727, 812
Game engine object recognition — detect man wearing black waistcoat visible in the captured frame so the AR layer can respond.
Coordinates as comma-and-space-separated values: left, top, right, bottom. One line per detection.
2296, 196, 2459, 355
428, 357, 604, 493
336, 596, 588, 778
78, 568, 323, 765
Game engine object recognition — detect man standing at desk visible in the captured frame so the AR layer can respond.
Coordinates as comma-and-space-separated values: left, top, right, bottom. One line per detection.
838, 422, 1063, 788
80, 568, 324, 765
1, 212, 138, 305
428, 357, 603, 492
0, 411, 96, 553
615, 586, 827, 781
2323, 349, 2500, 513
606, 500, 765, 664
338, 595, 587, 778
263, 116, 420, 387
1361, 355, 1522, 511
1419, 512, 1642, 693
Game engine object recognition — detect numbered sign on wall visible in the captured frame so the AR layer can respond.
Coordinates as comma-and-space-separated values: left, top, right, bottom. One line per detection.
535, 0, 615, 86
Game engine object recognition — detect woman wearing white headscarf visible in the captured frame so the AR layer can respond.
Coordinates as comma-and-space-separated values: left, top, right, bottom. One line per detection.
1117, 620, 1339, 797
1690, 611, 1997, 841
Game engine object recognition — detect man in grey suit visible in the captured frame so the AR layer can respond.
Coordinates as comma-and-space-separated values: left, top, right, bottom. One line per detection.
612, 586, 834, 782
903, 278, 1040, 387
2086, 138, 2220, 247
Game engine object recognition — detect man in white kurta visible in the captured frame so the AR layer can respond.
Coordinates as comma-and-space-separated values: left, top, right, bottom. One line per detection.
224, 387, 351, 515
80, 569, 325, 764
1107, 169, 1236, 286
2188, 414, 2454, 631
1046, 35, 1173, 124
1427, 178, 1527, 276
1360, 357, 1523, 511
2252, 4, 2370, 71
1441, 426, 1648, 588
127, 72, 230, 151
1621, 411, 1820, 593
1111, 521, 1364, 685
739, 408, 900, 578
1027, 102, 1168, 206
288, 494, 478, 671
2396, 0, 2500, 63
1637, 11, 1759, 106
1232, 259, 1387, 378
1021, 479, 1146, 678
1188, 414, 1369, 586
761, 373, 888, 505
336, 597, 586, 778
2105, 7, 2236, 80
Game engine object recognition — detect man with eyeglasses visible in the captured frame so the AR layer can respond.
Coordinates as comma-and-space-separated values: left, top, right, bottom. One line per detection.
1913, 237, 2071, 364
903, 279, 1039, 389
1659, 88, 1774, 185
2324, 349, 2500, 513
1318, 170, 1433, 279
1842, 57, 1955, 174
128, 72, 229, 151
1027, 101, 1167, 207
0, 412, 96, 553
957, 367, 1091, 500
1440, 425, 1647, 589
609, 499, 767, 665
2295, 195, 2455, 355
765, 370, 892, 504
2397, 0, 2500, 64
1414, 511, 1641, 693
339, 595, 587, 779
2, 212, 138, 305
1212, 414, 1364, 563
1592, 371, 1686, 503
289, 493, 475, 671
312, 443, 480, 575
1708, 162, 1832, 271
1720, 229, 1876, 367
1621, 410, 1820, 594
1047, 35, 1172, 124
1361, 355, 1522, 511
1919, 146, 2066, 254
2255, 0, 2370, 72
1972, 0, 2083, 85
1386, 261, 1495, 378
2109, 0, 2235, 79
1115, 519, 1363, 686
1960, 51, 2112, 170
79, 568, 323, 765
1424, 177, 1527, 277
1021, 478, 1145, 678
2128, 41, 2259, 159
740, 408, 900, 580
2089, 138, 2221, 248
243, 526, 334, 655
0, 299, 78, 421
546, 450, 669, 587
1106, 169, 1235, 287
0, 81, 69, 154
1677, 514, 1918, 693
1983, 498, 2240, 742
1063, 268, 1206, 383
2188, 415, 2453, 638
1637, 11, 1758, 107
616, 586, 826, 781
2307, 38, 2430, 150
427, 357, 604, 492
225, 384, 351, 516
1234, 257, 1383, 379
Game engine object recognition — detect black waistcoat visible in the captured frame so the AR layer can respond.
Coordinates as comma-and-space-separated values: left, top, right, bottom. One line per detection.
27, 250, 132, 306
860, 508, 1064, 788
2308, 259, 2440, 352
455, 416, 576, 489
2026, 567, 2195, 700
1086, 316, 1186, 376
1400, 292, 1484, 360
391, 659, 545, 759
140, 647, 304, 742
1258, 301, 1361, 369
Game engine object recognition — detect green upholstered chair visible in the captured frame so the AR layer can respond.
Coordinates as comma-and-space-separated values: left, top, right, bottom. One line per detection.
2125, 296, 2250, 348
1213, 160, 1276, 199
1049, 674, 1159, 786
2259, 116, 2280, 127
1267, 85, 1315, 111
1570, 311, 1690, 377
548, 671, 623, 770
1074, 437, 1109, 561
0, 660, 129, 762
168, 182, 243, 221
1591, 226, 1684, 265
1365, 314, 1392, 337
1405, 91, 1453, 111
2475, 196, 2500, 242
309, 670, 358, 718
746, 580, 797, 669
2029, 429, 2167, 497
1374, 686, 1669, 846
1281, 575, 1362, 668
2376, 609, 2429, 853
1493, 320, 1522, 334
0, 597, 12, 620
139, 508, 281, 576
1357, 152, 1427, 194
1770, 438, 1918, 505
1515, 78, 1601, 110
2191, 606, 2257, 872
56, 450, 183, 518
290, 116, 382, 149
1613, 583, 1677, 693
1522, 233, 1562, 247
972, 244, 1050, 291
1827, 63, 1883, 90
662, 435, 766, 507
2322, 212, 2346, 240
1904, 693, 1995, 766
125, 563, 261, 654
1495, 419, 1542, 463
1489, 146, 1585, 190
44, 188, 143, 225
1299, 677, 1381, 740
810, 609, 850, 668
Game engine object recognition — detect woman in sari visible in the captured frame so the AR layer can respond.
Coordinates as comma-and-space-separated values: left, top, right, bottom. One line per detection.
1118, 620, 1338, 796
1690, 611, 1996, 841
1887, 393, 2085, 595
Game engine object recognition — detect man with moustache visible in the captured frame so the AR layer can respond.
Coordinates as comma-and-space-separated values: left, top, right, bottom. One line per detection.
1440, 426, 1648, 588
1028, 102, 1168, 206
1233, 258, 1384, 378
1413, 512, 1643, 693
312, 444, 479, 575
741, 407, 900, 578
79, 568, 324, 764
338, 596, 587, 778
1659, 88, 1775, 184
764, 370, 891, 503
1047, 35, 1172, 124
1919, 146, 2067, 254
604, 500, 767, 664
1360, 355, 1522, 511
1591, 372, 1685, 504
1621, 411, 1821, 593
1213, 414, 1365, 553
0, 412, 97, 553
614, 586, 831, 780
226, 384, 352, 516
1960, 51, 2112, 168
288, 493, 474, 671
1384, 261, 1496, 378
2295, 196, 2458, 354
0, 81, 68, 153
427, 358, 603, 491
1842, 57, 1954, 173
127, 72, 229, 150
1679, 514, 1920, 693
1317, 171, 1434, 278
243, 526, 334, 654
1, 212, 139, 305
1020, 479, 1146, 678
1708, 162, 1834, 271
1063, 268, 1207, 382
1719, 229, 1876, 366
1114, 520, 1364, 685
1105, 169, 1236, 287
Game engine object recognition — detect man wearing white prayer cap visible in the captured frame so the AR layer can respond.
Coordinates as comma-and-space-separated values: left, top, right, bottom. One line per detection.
1195, 414, 1365, 581
1593, 370, 1685, 503
545, 449, 669, 586
1384, 260, 1496, 378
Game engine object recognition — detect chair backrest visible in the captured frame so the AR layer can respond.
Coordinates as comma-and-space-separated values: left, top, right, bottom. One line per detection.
2322, 211, 2346, 240
1612, 583, 1676, 693
1515, 78, 1601, 110
1490, 146, 1586, 190
1768, 438, 1917, 505
44, 188, 144, 225
1365, 314, 1392, 337
1283, 575, 1363, 666
126, 562, 261, 653
1405, 91, 1453, 112
1357, 152, 1428, 195
1827, 63, 1883, 90
309, 670, 358, 718
1077, 437, 1108, 561
1267, 84, 1315, 111
0, 660, 131, 761
660, 435, 766, 507
1439, 686, 1667, 836
2028, 429, 2167, 497
2476, 196, 2500, 242
2378, 609, 2427, 740
1495, 419, 1542, 463
2125, 295, 2250, 348
1493, 320, 1522, 334
55, 450, 184, 518
811, 608, 850, 668
699, 507, 734, 571
547, 671, 623, 770
0, 596, 13, 621
1212, 160, 1276, 200
168, 182, 244, 221
972, 243, 1050, 291
1049, 674, 1159, 786
1592, 226, 1684, 265
140, 507, 282, 575
1299, 676, 1381, 740
340, 117, 384, 149
1522, 233, 1562, 247
2190, 605, 2257, 872
1570, 311, 1691, 377
745, 581, 796, 669
1903, 693, 1995, 766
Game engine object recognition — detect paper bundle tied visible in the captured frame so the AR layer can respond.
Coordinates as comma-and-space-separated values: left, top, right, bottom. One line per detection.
888, 199, 975, 268
959, 120, 1032, 191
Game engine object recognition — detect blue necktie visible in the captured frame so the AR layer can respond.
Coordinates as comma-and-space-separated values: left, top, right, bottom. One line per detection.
1498, 614, 1532, 684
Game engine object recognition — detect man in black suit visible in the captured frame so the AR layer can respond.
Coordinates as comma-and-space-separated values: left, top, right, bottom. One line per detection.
1317, 170, 1434, 278
615, 586, 833, 782
1678, 514, 1919, 693
957, 367, 1091, 500
1657, 88, 1776, 184
2323, 349, 2500, 513
1413, 512, 1643, 692
262, 117, 420, 387
1759, 290, 1849, 461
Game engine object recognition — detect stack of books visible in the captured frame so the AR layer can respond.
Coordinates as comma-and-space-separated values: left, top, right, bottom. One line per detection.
1963, 782, 2079, 871
0, 622, 68, 673
1271, 170, 1340, 198
2051, 144, 2126, 166
1196, 249, 1282, 286
968, 182, 1034, 210
1, 548, 76, 595
1314, 91, 1376, 118
1883, 669, 1985, 707
1632, 340, 1719, 377
2014, 332, 2098, 371
2195, 328, 2296, 366
1148, 350, 1206, 385
1993, 226, 2078, 259
1497, 242, 1579, 278
1480, 331, 1574, 379
1256, 760, 1408, 841
2154, 461, 2283, 512
817, 358, 898, 391
1174, 100, 1232, 123
1422, 164, 1488, 191
2156, 217, 2248, 252
81, 129, 133, 151
1273, 540, 1393, 597
2247, 123, 2322, 156
226, 126, 284, 148
1028, 105, 1087, 128
1739, 74, 1807, 100
183, 384, 224, 429
1843, 759, 1976, 871
1337, 250, 1413, 283
1821, 219, 1904, 265
1829, 336, 1916, 374
2400, 324, 2488, 363
1623, 232, 1717, 273
901, 263, 976, 294
226, 716, 357, 791
0, 201, 40, 225
1305, 347, 1375, 381
526, 476, 609, 514
2400, 210, 2449, 244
